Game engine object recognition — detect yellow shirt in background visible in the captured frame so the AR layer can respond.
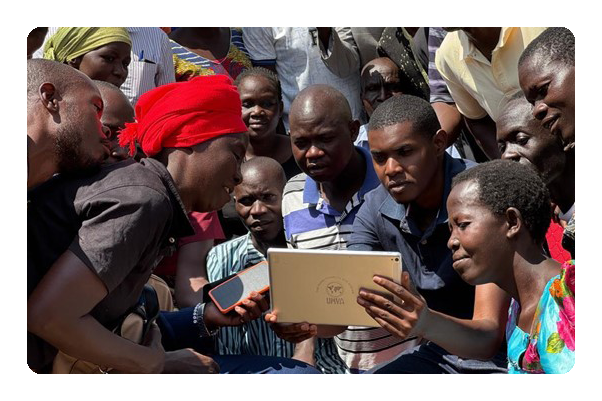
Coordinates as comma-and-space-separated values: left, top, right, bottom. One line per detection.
435, 27, 546, 122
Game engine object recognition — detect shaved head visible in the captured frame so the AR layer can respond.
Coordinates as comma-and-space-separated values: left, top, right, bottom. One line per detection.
289, 84, 352, 124
94, 80, 130, 104
287, 85, 360, 183
241, 156, 287, 191
93, 80, 134, 127
235, 156, 287, 244
361, 57, 399, 82
94, 80, 135, 162
27, 58, 93, 105
360, 57, 403, 117
27, 59, 109, 188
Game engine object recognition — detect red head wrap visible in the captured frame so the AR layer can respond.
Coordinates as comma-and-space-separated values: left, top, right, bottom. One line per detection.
119, 75, 248, 157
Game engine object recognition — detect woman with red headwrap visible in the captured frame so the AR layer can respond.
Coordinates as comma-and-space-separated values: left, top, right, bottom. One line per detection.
123, 75, 239, 308
28, 75, 256, 373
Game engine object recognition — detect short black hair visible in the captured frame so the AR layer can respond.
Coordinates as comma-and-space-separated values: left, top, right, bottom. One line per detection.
452, 160, 552, 243
234, 66, 282, 101
519, 27, 575, 68
368, 94, 441, 138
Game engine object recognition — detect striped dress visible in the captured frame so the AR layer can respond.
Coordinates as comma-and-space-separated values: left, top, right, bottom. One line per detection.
282, 146, 420, 372
205, 233, 344, 373
170, 28, 252, 80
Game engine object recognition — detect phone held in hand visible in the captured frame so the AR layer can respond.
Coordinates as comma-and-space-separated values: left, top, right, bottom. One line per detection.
208, 261, 270, 314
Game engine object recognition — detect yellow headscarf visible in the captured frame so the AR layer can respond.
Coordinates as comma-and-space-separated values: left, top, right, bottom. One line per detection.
43, 27, 132, 63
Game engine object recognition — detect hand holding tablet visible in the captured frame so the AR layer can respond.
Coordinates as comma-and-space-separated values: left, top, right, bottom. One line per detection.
357, 271, 430, 339
268, 249, 403, 327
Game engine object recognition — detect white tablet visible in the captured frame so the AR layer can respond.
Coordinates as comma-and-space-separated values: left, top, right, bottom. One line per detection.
267, 248, 402, 327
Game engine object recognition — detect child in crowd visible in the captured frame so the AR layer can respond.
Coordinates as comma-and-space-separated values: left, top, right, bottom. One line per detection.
447, 160, 574, 373
235, 67, 301, 179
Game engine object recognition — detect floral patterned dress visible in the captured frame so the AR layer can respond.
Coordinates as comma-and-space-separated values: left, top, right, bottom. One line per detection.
170, 28, 252, 81
506, 260, 575, 373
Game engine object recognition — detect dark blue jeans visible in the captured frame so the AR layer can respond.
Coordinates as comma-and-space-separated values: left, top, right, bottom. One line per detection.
157, 308, 321, 374
213, 355, 321, 374
365, 341, 508, 374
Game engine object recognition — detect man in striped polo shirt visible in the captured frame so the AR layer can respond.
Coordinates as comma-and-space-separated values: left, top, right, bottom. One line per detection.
205, 157, 319, 374
279, 85, 420, 373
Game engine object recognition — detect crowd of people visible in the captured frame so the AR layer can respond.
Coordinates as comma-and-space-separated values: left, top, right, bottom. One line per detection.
27, 26, 575, 374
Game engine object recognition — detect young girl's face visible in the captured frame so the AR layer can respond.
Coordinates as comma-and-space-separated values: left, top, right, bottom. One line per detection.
239, 75, 282, 140
446, 180, 513, 286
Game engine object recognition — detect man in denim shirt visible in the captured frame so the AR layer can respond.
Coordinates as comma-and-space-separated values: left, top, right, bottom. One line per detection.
351, 95, 508, 373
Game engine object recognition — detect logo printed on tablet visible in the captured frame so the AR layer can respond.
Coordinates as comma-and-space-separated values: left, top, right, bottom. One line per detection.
316, 276, 353, 306
326, 282, 344, 297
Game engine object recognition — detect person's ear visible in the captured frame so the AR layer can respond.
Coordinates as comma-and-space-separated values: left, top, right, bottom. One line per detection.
505, 207, 522, 239
67, 56, 82, 70
39, 82, 60, 113
349, 120, 361, 143
432, 128, 448, 156
277, 100, 284, 119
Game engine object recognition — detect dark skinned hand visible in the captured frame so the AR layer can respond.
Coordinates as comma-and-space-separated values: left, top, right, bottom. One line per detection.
357, 271, 430, 339
264, 311, 317, 343
204, 291, 270, 330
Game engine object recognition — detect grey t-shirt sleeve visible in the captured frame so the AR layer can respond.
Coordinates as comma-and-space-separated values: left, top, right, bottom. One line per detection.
69, 185, 172, 292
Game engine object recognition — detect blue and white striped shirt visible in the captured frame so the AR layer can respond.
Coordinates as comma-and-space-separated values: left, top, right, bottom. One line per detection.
282, 146, 379, 251
205, 233, 345, 373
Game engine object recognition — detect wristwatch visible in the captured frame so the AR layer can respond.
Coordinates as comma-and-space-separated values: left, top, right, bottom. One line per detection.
193, 302, 219, 338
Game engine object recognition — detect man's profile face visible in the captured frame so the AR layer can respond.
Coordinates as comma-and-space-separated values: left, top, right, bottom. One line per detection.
368, 121, 439, 204
289, 105, 356, 183
234, 169, 284, 243
99, 89, 135, 162
361, 61, 403, 117
497, 100, 566, 185
55, 81, 110, 173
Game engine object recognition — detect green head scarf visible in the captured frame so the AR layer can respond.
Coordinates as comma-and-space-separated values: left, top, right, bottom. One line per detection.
43, 27, 132, 63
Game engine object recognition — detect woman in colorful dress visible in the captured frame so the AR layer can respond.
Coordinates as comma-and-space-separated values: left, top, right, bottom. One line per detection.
447, 160, 574, 373
169, 27, 252, 81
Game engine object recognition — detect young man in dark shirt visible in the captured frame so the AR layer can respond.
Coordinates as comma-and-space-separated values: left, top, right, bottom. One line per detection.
352, 95, 509, 373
